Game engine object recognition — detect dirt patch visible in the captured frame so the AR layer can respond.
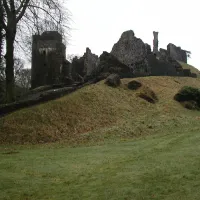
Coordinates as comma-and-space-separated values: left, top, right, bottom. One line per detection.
136, 86, 158, 104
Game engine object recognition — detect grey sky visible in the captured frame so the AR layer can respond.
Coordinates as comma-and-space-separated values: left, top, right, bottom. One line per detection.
67, 0, 200, 69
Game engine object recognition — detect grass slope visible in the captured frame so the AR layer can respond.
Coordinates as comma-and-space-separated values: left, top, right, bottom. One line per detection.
1, 76, 200, 144
179, 62, 200, 77
1, 130, 200, 200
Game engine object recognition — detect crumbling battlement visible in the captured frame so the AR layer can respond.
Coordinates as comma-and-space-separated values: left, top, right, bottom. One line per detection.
152, 32, 188, 63
167, 43, 187, 63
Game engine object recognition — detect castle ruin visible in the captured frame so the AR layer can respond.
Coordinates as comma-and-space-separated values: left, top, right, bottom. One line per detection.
111, 30, 151, 76
153, 31, 159, 54
31, 31, 67, 89
167, 43, 188, 63
31, 30, 196, 89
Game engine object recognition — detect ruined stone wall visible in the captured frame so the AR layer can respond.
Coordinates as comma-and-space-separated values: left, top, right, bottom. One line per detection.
145, 43, 152, 55
31, 31, 66, 88
70, 48, 99, 81
84, 48, 99, 77
111, 30, 150, 76
148, 54, 178, 76
61, 60, 71, 78
167, 43, 187, 63
159, 48, 168, 61
71, 56, 85, 82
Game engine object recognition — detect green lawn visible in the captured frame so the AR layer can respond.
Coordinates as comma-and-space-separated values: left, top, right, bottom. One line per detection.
1, 130, 200, 200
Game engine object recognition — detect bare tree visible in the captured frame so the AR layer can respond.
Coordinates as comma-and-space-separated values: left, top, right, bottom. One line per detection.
66, 54, 81, 62
0, 0, 4, 69
0, 57, 31, 103
17, 68, 31, 89
0, 58, 5, 104
0, 0, 70, 102
14, 58, 31, 90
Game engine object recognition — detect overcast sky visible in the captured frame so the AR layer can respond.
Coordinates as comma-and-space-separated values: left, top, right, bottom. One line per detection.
66, 0, 200, 69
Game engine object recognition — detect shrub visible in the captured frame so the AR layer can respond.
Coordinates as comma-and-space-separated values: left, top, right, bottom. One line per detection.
174, 86, 200, 110
182, 101, 198, 110
127, 80, 142, 90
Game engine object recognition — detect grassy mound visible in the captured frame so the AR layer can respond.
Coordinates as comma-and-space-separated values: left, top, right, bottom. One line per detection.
1, 76, 200, 144
179, 62, 200, 77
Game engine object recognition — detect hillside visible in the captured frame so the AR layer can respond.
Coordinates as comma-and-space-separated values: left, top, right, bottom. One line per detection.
179, 61, 200, 77
1, 76, 200, 144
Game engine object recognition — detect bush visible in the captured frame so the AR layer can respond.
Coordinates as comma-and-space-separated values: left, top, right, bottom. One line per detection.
182, 101, 198, 110
136, 86, 158, 104
174, 86, 200, 110
127, 80, 142, 90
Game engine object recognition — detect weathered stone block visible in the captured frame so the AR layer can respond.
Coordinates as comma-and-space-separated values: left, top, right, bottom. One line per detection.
105, 74, 121, 87
97, 51, 132, 78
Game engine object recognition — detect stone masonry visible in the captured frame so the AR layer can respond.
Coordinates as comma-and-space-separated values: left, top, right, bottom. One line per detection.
111, 30, 150, 76
167, 43, 187, 63
84, 48, 99, 78
153, 31, 159, 54
71, 48, 99, 81
31, 30, 195, 88
31, 31, 66, 89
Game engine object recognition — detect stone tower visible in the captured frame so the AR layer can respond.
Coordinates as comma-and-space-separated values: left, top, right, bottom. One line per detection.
31, 31, 66, 89
153, 31, 159, 54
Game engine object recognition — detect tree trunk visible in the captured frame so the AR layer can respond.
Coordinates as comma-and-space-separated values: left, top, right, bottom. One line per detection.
5, 23, 16, 103
0, 1, 4, 69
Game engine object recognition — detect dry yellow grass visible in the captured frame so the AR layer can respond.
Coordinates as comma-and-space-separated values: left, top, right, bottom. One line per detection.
1, 76, 200, 144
